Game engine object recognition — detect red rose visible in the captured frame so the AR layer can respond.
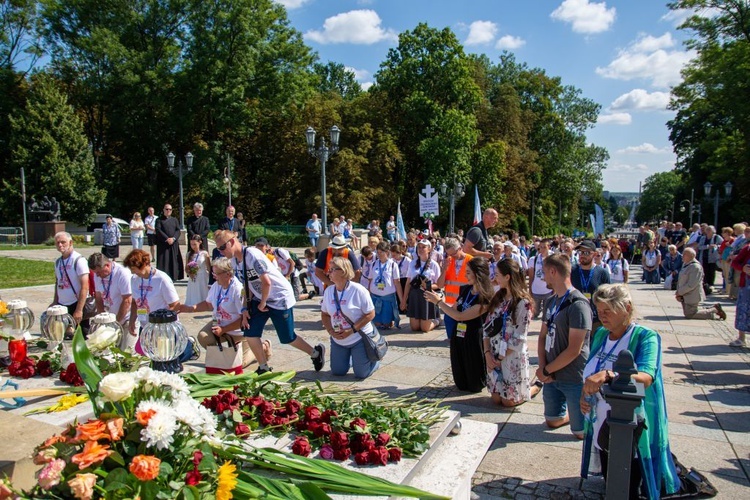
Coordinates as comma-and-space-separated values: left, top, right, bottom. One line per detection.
291, 437, 311, 457
330, 431, 350, 449
259, 401, 276, 415
36, 360, 54, 377
375, 432, 391, 447
215, 402, 229, 414
235, 422, 251, 437
294, 419, 308, 432
349, 417, 367, 430
333, 447, 352, 461
313, 422, 332, 438
321, 409, 338, 423
192, 451, 203, 466
388, 447, 402, 463
304, 406, 322, 421
219, 390, 239, 406
360, 435, 376, 452
354, 451, 370, 466
285, 399, 301, 415
60, 363, 84, 385
271, 416, 289, 427
185, 469, 202, 485
246, 395, 265, 407
368, 446, 389, 466
259, 413, 274, 427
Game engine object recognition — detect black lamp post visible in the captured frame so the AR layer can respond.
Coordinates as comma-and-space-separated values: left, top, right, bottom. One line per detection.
703, 181, 733, 228
678, 188, 701, 226
306, 126, 340, 235
167, 152, 194, 229
440, 180, 465, 235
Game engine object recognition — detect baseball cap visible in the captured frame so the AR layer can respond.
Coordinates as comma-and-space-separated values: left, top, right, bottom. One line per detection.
254, 237, 269, 246
576, 240, 596, 251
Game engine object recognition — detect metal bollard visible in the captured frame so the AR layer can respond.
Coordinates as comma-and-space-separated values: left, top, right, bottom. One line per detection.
601, 350, 645, 500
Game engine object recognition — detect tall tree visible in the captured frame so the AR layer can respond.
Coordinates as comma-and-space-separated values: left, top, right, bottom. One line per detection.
636, 171, 681, 223
7, 73, 105, 225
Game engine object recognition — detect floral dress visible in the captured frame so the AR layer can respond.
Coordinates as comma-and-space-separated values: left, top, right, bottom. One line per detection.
483, 298, 533, 403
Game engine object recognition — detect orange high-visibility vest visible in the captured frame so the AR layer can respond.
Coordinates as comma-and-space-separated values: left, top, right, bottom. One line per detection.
324, 248, 350, 272
444, 254, 473, 305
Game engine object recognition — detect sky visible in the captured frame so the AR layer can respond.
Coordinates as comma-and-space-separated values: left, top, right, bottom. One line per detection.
276, 0, 704, 193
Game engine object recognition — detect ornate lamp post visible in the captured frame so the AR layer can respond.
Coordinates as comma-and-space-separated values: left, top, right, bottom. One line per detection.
306, 126, 340, 236
679, 188, 701, 226
167, 152, 194, 229
440, 181, 465, 235
703, 181, 733, 228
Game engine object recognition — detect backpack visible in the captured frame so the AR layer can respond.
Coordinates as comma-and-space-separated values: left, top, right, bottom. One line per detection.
275, 248, 304, 271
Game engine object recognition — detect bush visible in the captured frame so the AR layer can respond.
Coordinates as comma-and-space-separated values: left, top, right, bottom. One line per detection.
245, 226, 309, 248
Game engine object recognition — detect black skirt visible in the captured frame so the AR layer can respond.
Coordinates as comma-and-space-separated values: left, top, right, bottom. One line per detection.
102, 244, 119, 259
407, 286, 439, 320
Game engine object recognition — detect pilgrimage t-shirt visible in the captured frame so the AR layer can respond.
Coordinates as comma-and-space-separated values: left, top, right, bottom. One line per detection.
544, 289, 592, 383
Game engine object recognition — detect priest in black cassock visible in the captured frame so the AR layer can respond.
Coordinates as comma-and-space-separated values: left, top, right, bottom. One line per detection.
155, 204, 184, 281
186, 202, 210, 251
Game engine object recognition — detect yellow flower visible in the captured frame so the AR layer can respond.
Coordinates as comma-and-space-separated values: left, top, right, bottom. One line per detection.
216, 461, 238, 500
52, 394, 89, 412
0, 300, 8, 316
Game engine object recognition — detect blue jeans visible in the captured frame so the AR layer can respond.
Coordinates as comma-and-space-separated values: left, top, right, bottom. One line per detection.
330, 338, 379, 379
542, 380, 585, 434
644, 268, 660, 284
309, 235, 319, 248
131, 235, 143, 249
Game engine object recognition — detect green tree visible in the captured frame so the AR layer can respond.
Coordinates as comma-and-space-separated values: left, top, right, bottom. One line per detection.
7, 73, 105, 224
314, 61, 362, 100
636, 171, 681, 223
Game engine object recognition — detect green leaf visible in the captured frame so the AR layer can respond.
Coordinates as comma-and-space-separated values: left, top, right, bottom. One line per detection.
103, 467, 130, 491
72, 326, 104, 415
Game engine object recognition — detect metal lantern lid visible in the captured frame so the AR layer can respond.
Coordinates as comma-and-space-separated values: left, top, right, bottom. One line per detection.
91, 312, 117, 325
46, 305, 69, 317
5, 299, 35, 337
148, 309, 178, 324
8, 299, 28, 310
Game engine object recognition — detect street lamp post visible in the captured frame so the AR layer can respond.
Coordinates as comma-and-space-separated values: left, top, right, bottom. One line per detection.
306, 125, 340, 236
679, 188, 701, 226
703, 181, 733, 228
440, 180, 465, 235
167, 152, 194, 229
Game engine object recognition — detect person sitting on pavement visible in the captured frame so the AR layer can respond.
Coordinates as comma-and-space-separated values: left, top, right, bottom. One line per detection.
675, 248, 726, 321
320, 257, 379, 379
314, 234, 362, 291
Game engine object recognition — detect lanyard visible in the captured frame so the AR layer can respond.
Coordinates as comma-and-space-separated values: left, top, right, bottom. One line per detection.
229, 218, 235, 231
461, 290, 478, 311
191, 252, 200, 264
578, 266, 592, 292
333, 282, 350, 314
140, 268, 154, 303
607, 259, 619, 274
103, 265, 116, 300
418, 259, 429, 277
215, 285, 229, 314
594, 323, 635, 373
376, 259, 388, 283
547, 288, 573, 327
58, 255, 72, 283
501, 301, 511, 340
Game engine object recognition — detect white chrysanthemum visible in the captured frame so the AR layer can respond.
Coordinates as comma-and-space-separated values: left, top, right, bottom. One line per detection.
134, 367, 161, 393
158, 372, 190, 396
195, 404, 218, 436
141, 407, 178, 450
135, 398, 170, 416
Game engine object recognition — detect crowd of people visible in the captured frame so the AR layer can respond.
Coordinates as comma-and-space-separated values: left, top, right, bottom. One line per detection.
45, 205, 744, 499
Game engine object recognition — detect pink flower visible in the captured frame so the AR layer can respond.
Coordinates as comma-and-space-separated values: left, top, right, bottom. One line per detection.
68, 473, 97, 500
319, 444, 334, 460
37, 459, 66, 490
33, 447, 58, 465
0, 480, 14, 499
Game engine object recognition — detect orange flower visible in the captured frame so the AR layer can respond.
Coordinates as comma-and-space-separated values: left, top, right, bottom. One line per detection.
75, 420, 109, 442
136, 409, 157, 426
105, 418, 124, 442
43, 434, 68, 448
129, 455, 160, 481
67, 473, 97, 500
71, 440, 113, 470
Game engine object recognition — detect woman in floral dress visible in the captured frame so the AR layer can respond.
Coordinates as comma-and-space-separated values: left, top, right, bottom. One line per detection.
185, 234, 210, 306
482, 259, 541, 406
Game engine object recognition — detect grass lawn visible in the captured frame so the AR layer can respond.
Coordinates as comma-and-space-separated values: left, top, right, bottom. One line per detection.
0, 244, 51, 251
0, 257, 56, 289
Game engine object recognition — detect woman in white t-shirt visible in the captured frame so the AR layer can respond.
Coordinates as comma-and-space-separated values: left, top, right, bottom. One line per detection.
321, 256, 379, 379
401, 239, 441, 332
129, 212, 145, 249
369, 241, 404, 329
391, 243, 412, 295
178, 257, 270, 368
606, 245, 630, 284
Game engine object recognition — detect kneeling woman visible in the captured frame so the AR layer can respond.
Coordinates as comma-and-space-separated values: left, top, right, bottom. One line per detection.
321, 257, 379, 379
369, 241, 404, 329
580, 283, 681, 499
401, 239, 441, 332
425, 258, 494, 392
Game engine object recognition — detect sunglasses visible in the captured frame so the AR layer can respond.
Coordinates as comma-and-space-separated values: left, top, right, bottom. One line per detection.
329, 267, 342, 272
217, 238, 234, 252
164, 208, 172, 211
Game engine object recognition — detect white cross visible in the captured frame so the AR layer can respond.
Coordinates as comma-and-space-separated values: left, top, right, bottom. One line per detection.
421, 184, 436, 198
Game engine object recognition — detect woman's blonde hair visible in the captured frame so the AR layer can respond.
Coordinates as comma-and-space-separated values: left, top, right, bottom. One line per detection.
212, 257, 233, 275
592, 283, 636, 322
331, 256, 355, 281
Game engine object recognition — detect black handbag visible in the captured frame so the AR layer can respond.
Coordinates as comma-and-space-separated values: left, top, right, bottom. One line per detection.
333, 287, 388, 362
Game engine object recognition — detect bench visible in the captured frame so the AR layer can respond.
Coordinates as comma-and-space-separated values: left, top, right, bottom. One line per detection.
0, 227, 24, 246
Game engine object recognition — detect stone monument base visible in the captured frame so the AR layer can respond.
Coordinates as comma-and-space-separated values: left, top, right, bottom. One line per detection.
28, 221, 66, 244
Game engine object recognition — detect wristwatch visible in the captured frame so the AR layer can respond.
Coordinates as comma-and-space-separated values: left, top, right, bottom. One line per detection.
542, 367, 552, 377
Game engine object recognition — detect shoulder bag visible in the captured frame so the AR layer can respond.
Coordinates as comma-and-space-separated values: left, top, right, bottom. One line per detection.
205, 333, 243, 375
333, 286, 388, 362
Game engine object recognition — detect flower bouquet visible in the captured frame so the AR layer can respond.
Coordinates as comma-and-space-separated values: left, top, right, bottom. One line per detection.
0, 330, 449, 499
186, 261, 199, 282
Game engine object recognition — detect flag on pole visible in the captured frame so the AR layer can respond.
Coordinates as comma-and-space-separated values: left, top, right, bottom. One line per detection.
473, 185, 482, 225
396, 200, 407, 241
594, 204, 605, 237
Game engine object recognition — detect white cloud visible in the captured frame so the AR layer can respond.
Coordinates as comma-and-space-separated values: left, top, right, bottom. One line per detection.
306, 10, 397, 45
608, 163, 648, 172
361, 81, 373, 91
495, 35, 526, 50
275, 0, 311, 9
346, 66, 371, 81
550, 0, 616, 34
661, 7, 721, 27
616, 143, 671, 154
597, 112, 632, 125
595, 32, 695, 88
465, 20, 498, 46
610, 89, 670, 111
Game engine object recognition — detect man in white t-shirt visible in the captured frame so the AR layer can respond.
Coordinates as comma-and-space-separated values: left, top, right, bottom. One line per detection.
272, 244, 314, 301
51, 231, 91, 335
214, 230, 325, 375
144, 206, 157, 260
527, 238, 553, 320
386, 215, 396, 242
88, 253, 132, 325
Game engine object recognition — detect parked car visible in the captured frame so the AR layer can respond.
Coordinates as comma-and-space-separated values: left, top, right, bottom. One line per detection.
66, 214, 130, 234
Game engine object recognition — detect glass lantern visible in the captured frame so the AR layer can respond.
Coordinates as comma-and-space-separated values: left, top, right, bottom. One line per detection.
87, 313, 124, 353
42, 305, 76, 368
4, 300, 36, 363
140, 309, 188, 373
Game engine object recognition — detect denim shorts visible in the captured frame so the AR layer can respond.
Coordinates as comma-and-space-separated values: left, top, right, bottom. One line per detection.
542, 380, 585, 434
243, 300, 297, 344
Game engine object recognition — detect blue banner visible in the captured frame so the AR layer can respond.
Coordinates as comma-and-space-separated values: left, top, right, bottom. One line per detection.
595, 203, 605, 237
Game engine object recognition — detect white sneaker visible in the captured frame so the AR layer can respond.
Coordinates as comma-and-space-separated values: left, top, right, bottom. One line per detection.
729, 339, 746, 347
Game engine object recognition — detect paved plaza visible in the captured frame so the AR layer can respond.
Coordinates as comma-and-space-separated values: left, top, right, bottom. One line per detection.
1, 246, 748, 498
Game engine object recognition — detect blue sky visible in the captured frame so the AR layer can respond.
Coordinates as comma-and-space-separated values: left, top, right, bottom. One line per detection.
277, 0, 703, 193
